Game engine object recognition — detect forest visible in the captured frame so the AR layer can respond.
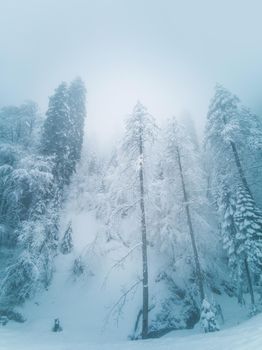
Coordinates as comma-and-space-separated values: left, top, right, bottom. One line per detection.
0, 78, 262, 344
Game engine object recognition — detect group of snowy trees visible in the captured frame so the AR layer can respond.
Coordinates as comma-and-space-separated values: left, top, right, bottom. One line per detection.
0, 78, 86, 307
95, 102, 219, 337
0, 80, 262, 339
84, 86, 262, 338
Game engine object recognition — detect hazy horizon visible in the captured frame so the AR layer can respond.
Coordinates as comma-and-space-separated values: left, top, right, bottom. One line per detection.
1, 0, 262, 147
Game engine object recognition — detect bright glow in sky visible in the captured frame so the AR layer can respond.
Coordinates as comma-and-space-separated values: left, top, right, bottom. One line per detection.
0, 0, 262, 148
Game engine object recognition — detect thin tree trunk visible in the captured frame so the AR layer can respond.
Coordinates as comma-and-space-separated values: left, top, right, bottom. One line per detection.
206, 174, 210, 199
244, 258, 255, 305
237, 282, 244, 305
222, 114, 252, 198
230, 141, 253, 198
176, 147, 205, 302
222, 113, 255, 305
229, 135, 255, 304
133, 309, 143, 338
139, 131, 149, 339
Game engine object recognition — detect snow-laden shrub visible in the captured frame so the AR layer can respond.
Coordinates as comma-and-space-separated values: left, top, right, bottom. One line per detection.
150, 298, 183, 333
200, 299, 219, 333
72, 257, 85, 277
0, 309, 25, 323
181, 297, 200, 329
0, 251, 40, 306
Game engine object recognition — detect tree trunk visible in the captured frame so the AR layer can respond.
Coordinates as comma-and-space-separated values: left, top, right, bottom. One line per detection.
139, 131, 149, 339
244, 258, 255, 305
229, 135, 255, 305
222, 112, 255, 305
237, 283, 244, 305
230, 141, 253, 198
176, 147, 205, 302
222, 114, 252, 198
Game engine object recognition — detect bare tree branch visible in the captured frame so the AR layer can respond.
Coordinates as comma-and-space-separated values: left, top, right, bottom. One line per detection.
103, 279, 142, 330
102, 243, 142, 288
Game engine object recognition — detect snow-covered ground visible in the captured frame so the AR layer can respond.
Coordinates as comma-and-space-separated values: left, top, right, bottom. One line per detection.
0, 194, 260, 350
1, 313, 262, 350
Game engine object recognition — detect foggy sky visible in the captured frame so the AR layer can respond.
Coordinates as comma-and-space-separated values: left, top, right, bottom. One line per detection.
0, 0, 262, 147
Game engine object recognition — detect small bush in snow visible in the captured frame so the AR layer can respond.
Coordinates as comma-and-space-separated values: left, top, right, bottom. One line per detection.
72, 257, 85, 277
200, 299, 219, 333
52, 318, 62, 332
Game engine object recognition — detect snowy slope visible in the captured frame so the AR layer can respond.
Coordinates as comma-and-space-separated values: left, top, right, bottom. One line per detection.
1, 312, 262, 350
0, 206, 256, 350
0, 161, 259, 350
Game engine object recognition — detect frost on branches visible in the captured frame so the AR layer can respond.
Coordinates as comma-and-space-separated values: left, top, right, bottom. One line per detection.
0, 78, 86, 308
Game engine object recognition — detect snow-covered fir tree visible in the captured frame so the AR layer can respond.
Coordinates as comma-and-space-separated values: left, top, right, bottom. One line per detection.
205, 84, 262, 306
60, 222, 73, 254
220, 189, 243, 301
234, 185, 262, 305
68, 77, 86, 165
41, 79, 86, 187
41, 82, 72, 185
